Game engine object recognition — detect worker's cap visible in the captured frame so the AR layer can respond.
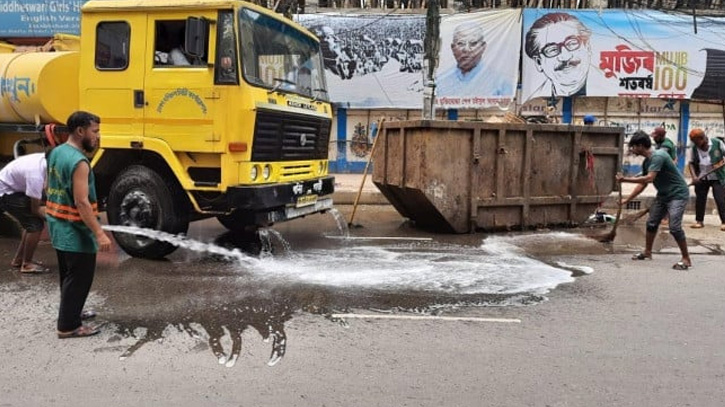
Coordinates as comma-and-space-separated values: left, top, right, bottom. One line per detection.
651, 127, 666, 137
583, 114, 596, 124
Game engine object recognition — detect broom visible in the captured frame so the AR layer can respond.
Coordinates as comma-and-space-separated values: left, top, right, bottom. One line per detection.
348, 118, 384, 228
593, 186, 623, 243
624, 159, 725, 225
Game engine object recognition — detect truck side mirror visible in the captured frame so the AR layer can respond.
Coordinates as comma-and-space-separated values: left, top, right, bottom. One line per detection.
185, 17, 208, 58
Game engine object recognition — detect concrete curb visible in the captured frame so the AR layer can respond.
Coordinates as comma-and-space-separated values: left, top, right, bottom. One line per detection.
333, 186, 719, 216
332, 190, 391, 205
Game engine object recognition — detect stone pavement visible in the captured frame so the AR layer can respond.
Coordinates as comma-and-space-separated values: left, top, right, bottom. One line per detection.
331, 173, 720, 216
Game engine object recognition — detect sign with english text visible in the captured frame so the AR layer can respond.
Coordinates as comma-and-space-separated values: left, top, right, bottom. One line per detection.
521, 9, 721, 102
0, 0, 88, 36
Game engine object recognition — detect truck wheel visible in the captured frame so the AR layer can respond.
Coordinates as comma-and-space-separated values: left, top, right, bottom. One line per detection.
107, 165, 189, 259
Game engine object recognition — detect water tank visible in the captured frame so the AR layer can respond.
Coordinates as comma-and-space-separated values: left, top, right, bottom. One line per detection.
0, 51, 79, 124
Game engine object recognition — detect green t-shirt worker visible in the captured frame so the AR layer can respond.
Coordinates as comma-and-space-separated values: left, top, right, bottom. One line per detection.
617, 131, 692, 270
651, 127, 677, 161
46, 111, 112, 339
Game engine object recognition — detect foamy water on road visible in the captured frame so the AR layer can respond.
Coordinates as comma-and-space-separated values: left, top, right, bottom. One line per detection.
104, 225, 595, 297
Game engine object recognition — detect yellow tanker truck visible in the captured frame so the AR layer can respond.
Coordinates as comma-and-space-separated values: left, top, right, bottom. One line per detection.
0, 0, 334, 259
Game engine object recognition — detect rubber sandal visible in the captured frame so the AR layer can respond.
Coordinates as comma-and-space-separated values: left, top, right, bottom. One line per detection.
20, 262, 50, 274
81, 310, 97, 320
631, 252, 652, 260
690, 223, 704, 229
57, 325, 100, 339
672, 261, 691, 271
13, 260, 44, 268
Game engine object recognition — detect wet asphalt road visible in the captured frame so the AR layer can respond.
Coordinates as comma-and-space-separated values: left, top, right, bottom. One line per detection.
1, 205, 724, 407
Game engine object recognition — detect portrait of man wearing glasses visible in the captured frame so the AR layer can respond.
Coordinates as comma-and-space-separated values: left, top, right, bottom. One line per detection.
436, 21, 511, 98
524, 12, 592, 98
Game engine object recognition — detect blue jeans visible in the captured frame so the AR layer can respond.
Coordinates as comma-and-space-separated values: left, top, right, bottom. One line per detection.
646, 198, 687, 242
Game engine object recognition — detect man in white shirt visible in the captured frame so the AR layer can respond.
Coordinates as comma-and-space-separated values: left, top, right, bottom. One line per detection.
169, 46, 191, 66
687, 128, 725, 230
0, 153, 49, 273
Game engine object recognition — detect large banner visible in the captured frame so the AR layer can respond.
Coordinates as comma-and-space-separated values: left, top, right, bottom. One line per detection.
521, 9, 721, 102
298, 14, 426, 108
0, 0, 85, 36
435, 10, 521, 109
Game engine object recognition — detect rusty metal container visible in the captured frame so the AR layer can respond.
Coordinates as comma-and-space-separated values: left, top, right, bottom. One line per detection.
372, 120, 624, 233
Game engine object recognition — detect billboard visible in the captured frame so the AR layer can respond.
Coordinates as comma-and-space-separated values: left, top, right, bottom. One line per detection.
298, 13, 426, 108
0, 0, 86, 36
435, 10, 521, 109
521, 9, 722, 102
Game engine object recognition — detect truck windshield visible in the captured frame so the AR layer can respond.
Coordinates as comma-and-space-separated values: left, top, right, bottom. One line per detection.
239, 8, 329, 101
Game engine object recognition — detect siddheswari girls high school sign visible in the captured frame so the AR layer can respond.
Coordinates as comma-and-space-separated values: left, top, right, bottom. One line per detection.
0, 0, 86, 36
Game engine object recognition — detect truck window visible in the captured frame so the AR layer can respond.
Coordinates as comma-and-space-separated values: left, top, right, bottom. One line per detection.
95, 21, 130, 70
154, 20, 192, 66
238, 8, 328, 101
215, 10, 238, 84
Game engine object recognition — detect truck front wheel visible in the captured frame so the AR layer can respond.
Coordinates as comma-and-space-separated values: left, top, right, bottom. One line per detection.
107, 165, 189, 259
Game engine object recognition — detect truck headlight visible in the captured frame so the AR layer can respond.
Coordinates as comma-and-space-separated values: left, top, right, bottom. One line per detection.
263, 164, 271, 180
250, 165, 259, 181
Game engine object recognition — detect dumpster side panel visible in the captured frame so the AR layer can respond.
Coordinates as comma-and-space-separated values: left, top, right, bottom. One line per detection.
474, 129, 498, 201
372, 121, 623, 233
530, 130, 573, 197
502, 130, 526, 199
373, 127, 415, 219
383, 128, 404, 187
412, 127, 471, 232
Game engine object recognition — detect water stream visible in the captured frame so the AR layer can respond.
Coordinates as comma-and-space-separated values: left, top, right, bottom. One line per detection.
102, 225, 261, 266
327, 207, 350, 237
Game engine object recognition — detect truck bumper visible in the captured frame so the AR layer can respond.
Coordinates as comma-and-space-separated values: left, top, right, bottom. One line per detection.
224, 176, 335, 225
226, 176, 335, 210
266, 197, 334, 224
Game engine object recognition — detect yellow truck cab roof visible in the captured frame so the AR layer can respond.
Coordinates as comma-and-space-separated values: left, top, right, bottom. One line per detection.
81, 0, 318, 39
83, 0, 242, 11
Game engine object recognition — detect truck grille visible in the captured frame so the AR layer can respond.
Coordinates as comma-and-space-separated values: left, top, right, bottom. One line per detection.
252, 109, 331, 162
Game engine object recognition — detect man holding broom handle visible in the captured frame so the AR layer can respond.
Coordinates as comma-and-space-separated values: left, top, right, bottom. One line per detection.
617, 131, 692, 271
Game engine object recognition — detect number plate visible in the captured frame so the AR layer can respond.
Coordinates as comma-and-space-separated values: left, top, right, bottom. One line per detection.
296, 194, 318, 208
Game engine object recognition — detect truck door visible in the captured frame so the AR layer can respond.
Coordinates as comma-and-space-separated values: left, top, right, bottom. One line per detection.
80, 14, 146, 146
144, 14, 220, 153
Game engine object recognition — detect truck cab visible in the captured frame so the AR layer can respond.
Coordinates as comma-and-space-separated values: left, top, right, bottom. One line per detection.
3, 0, 335, 259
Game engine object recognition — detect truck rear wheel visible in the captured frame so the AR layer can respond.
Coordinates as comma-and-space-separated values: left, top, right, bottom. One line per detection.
107, 165, 189, 259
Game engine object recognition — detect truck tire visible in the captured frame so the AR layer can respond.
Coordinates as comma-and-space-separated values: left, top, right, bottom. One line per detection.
107, 165, 189, 259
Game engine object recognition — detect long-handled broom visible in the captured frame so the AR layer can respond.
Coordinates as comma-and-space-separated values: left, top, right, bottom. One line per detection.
623, 159, 725, 225
593, 186, 623, 243
348, 118, 384, 228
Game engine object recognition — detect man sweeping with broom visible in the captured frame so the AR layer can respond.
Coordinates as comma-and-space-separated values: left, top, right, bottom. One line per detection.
617, 131, 693, 270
